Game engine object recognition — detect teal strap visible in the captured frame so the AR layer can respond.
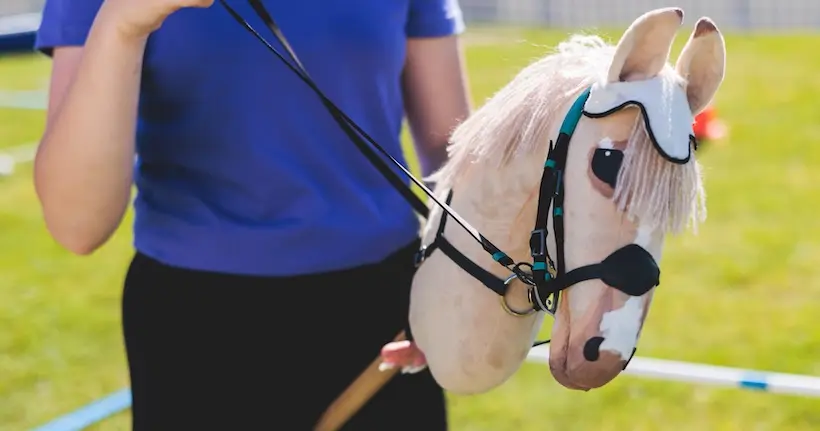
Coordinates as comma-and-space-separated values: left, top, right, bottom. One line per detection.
558, 87, 592, 136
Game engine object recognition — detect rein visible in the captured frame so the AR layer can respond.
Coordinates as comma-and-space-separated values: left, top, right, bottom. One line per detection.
219, 0, 660, 320
218, 0, 576, 313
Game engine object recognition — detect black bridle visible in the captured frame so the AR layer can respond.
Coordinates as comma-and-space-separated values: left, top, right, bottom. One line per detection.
220, 0, 662, 348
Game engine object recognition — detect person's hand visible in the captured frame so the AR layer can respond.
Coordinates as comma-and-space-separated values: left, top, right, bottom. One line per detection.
379, 340, 428, 374
97, 0, 215, 40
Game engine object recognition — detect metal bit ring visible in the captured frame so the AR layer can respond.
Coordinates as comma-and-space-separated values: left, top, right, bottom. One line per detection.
500, 273, 537, 317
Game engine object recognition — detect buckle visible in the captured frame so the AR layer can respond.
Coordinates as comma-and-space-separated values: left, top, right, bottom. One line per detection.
547, 261, 558, 279
529, 229, 547, 258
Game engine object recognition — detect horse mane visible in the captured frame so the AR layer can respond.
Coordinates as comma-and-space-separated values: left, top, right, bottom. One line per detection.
428, 35, 615, 187
429, 34, 705, 234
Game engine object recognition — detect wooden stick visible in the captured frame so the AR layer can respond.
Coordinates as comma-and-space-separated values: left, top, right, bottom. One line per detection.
314, 330, 407, 431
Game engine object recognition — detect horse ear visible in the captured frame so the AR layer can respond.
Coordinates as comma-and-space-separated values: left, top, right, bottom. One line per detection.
607, 8, 684, 83
675, 17, 726, 115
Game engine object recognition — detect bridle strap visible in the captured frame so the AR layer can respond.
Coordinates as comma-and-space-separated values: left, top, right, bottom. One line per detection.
416, 191, 508, 296
525, 90, 591, 313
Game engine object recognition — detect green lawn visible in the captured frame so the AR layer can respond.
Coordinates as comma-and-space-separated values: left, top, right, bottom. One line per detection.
2, 27, 820, 430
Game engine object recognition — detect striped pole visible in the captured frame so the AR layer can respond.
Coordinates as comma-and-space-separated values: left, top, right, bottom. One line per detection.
527, 346, 820, 396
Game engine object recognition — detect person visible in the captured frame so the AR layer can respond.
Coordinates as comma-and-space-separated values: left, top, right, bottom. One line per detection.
34, 0, 471, 429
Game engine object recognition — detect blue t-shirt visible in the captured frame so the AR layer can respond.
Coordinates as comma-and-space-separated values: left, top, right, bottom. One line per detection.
36, 0, 465, 276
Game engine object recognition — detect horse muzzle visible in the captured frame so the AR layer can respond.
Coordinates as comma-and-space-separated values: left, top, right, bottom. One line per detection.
546, 244, 658, 390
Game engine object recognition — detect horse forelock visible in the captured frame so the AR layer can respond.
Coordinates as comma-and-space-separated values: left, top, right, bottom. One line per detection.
614, 108, 706, 234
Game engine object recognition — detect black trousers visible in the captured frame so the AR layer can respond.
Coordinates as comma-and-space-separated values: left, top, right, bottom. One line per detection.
122, 240, 446, 430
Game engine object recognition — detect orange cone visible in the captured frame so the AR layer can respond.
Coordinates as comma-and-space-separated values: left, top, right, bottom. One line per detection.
693, 105, 728, 142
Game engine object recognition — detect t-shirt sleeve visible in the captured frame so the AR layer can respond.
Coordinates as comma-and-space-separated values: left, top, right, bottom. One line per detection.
35, 0, 106, 56
406, 0, 466, 38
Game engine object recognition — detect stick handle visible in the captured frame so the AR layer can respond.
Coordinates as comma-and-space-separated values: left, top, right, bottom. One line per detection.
313, 330, 407, 431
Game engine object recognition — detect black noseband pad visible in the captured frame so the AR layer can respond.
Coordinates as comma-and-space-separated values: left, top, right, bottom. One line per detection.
599, 244, 660, 296
534, 244, 660, 303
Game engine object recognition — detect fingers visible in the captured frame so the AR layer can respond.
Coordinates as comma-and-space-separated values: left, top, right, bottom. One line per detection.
176, 0, 215, 9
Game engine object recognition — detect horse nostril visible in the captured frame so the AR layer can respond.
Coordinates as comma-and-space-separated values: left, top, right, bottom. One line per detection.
583, 336, 605, 361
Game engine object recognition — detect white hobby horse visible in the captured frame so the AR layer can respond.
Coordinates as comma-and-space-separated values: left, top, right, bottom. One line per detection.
380, 8, 726, 394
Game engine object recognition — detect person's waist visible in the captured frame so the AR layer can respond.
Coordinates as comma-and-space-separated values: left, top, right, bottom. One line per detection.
132, 209, 420, 276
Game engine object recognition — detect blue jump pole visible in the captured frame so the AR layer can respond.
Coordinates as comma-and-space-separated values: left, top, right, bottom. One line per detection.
30, 389, 132, 431
0, 12, 41, 54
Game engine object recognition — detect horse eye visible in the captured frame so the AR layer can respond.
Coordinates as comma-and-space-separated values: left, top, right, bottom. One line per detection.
591, 148, 624, 188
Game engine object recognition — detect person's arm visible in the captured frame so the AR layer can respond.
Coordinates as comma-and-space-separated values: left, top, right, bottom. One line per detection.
36, 19, 146, 255
402, 35, 471, 178
34, 0, 208, 255
402, 0, 471, 178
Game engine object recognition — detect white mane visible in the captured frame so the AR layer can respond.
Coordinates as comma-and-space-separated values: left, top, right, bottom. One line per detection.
429, 34, 705, 233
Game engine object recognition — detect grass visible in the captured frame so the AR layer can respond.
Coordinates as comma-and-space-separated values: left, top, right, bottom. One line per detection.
2, 27, 820, 430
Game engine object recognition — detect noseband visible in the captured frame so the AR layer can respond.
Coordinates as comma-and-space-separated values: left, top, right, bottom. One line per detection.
222, 0, 661, 340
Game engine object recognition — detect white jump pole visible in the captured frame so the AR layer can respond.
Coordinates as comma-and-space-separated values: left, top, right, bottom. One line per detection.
527, 346, 820, 397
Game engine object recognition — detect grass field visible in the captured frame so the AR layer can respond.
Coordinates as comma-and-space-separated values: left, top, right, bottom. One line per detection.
2, 27, 820, 430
